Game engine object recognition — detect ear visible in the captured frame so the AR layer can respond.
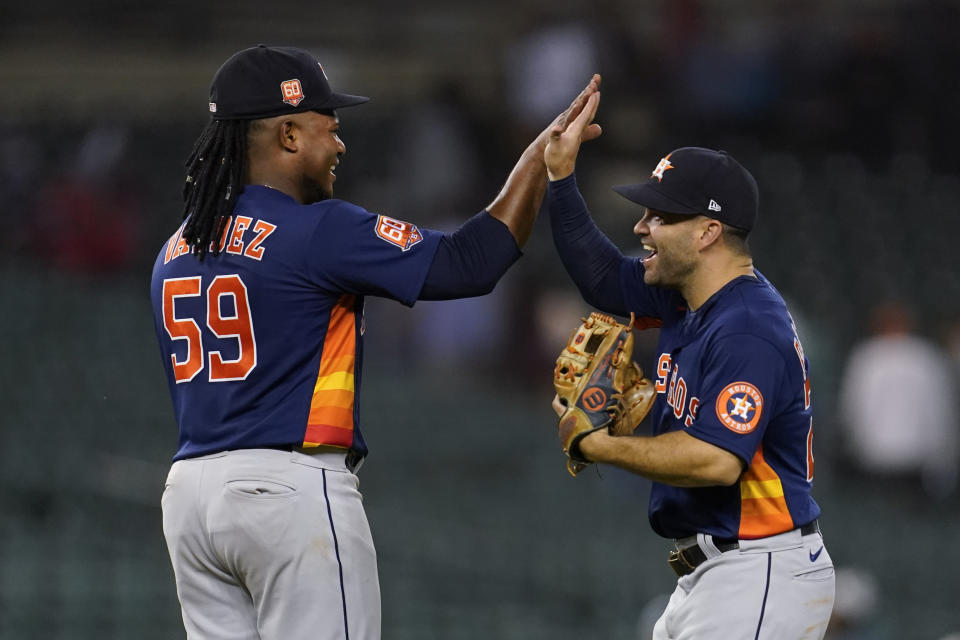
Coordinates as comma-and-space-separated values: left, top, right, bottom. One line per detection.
279, 120, 299, 153
697, 219, 724, 249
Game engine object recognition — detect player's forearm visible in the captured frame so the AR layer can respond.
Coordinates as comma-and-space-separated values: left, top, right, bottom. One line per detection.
485, 139, 548, 248
547, 174, 628, 314
578, 430, 743, 487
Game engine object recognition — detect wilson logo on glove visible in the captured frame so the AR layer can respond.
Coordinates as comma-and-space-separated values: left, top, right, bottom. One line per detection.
581, 387, 608, 411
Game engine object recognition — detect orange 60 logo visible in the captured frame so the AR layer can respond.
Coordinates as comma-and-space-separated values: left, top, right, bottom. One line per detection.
375, 215, 423, 251
281, 79, 304, 106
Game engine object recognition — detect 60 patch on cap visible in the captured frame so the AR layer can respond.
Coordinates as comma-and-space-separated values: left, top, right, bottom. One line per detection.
280, 79, 305, 106
715, 382, 763, 434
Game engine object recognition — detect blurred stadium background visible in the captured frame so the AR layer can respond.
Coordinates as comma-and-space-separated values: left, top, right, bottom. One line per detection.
2, 1, 959, 638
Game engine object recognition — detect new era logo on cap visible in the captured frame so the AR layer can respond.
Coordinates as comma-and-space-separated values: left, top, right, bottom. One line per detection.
708, 199, 721, 212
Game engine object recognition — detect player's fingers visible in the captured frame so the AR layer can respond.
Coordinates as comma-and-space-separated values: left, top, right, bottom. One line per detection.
585, 73, 601, 94
558, 74, 601, 130
581, 122, 603, 142
557, 98, 581, 131
552, 394, 566, 417
573, 74, 601, 103
565, 92, 600, 138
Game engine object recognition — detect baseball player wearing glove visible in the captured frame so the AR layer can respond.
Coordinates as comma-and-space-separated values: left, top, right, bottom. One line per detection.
151, 45, 602, 640
553, 312, 656, 475
543, 90, 835, 638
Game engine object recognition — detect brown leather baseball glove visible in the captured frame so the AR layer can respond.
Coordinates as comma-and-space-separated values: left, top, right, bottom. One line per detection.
553, 312, 656, 476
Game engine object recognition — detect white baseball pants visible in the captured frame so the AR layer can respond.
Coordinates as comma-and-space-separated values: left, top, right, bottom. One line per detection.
162, 447, 380, 640
653, 526, 835, 639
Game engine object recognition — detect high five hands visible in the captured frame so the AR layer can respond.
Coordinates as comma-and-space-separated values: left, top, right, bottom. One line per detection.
544, 74, 603, 181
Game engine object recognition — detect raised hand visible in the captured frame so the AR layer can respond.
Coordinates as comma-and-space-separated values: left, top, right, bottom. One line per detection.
485, 74, 602, 247
544, 82, 602, 181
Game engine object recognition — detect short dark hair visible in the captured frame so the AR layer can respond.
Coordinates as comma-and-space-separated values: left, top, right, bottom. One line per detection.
180, 119, 250, 260
721, 223, 751, 257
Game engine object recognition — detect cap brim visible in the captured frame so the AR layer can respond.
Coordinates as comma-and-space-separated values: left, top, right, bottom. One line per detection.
612, 183, 699, 215
319, 92, 370, 109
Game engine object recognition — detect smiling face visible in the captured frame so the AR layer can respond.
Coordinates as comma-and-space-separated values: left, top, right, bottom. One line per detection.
296, 110, 345, 203
633, 208, 703, 290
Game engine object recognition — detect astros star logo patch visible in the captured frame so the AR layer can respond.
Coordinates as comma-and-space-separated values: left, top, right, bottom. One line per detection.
651, 153, 674, 182
715, 382, 763, 434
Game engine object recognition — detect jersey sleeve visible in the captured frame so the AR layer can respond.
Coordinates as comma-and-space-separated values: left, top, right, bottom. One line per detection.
684, 333, 787, 464
419, 210, 521, 300
305, 201, 443, 306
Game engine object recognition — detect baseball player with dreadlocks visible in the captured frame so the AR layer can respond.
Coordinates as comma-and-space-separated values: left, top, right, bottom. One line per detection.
150, 45, 601, 639
542, 91, 835, 638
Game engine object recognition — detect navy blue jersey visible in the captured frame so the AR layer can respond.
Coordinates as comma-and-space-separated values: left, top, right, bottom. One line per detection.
624, 266, 819, 540
150, 186, 442, 461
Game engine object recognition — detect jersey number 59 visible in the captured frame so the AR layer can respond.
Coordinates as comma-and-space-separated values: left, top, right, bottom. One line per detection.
162, 275, 257, 383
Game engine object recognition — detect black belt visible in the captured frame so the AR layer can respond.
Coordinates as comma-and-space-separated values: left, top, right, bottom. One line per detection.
668, 520, 820, 577
344, 449, 365, 473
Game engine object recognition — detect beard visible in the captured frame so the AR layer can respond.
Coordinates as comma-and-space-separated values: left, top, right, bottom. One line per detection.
300, 175, 333, 205
642, 242, 697, 290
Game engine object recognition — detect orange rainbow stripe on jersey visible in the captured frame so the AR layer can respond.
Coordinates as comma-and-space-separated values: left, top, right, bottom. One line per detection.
303, 295, 357, 448
738, 444, 794, 539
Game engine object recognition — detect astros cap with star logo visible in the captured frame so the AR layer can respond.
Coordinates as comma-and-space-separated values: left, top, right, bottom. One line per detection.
612, 147, 759, 231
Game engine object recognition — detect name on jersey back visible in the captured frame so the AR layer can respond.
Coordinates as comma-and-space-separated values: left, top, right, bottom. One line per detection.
164, 215, 278, 264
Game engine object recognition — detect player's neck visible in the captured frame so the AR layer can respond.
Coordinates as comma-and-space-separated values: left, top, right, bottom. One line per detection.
248, 159, 304, 204
683, 260, 755, 311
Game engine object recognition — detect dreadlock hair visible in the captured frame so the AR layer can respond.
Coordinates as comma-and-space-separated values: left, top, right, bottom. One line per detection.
181, 119, 250, 260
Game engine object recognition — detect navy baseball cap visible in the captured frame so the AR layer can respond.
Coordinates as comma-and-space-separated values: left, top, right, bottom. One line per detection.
612, 147, 759, 231
208, 45, 369, 120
